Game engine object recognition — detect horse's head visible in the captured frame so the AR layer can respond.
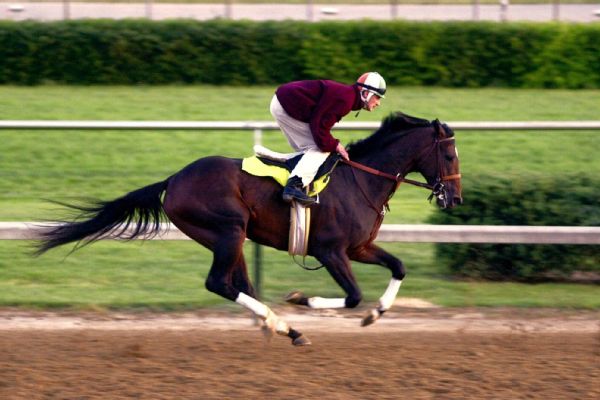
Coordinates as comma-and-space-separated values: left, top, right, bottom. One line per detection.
415, 120, 462, 209
346, 113, 462, 209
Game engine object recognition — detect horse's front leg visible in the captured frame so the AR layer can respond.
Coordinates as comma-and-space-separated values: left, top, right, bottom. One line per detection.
349, 243, 406, 327
287, 248, 362, 310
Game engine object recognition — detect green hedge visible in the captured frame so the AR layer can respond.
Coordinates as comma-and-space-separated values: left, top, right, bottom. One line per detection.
1, 20, 599, 87
428, 175, 600, 282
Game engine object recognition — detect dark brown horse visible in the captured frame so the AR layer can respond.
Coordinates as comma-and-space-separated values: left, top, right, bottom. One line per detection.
36, 113, 462, 345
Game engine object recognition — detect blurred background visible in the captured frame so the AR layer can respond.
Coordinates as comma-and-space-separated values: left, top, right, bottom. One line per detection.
0, 1, 599, 398
1, 0, 600, 22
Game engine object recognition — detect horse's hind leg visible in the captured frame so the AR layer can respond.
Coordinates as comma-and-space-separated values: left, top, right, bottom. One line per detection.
231, 256, 257, 299
173, 221, 310, 346
212, 240, 310, 345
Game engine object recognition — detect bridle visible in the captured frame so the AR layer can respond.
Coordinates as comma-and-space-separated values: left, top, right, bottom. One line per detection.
341, 129, 461, 210
415, 135, 462, 208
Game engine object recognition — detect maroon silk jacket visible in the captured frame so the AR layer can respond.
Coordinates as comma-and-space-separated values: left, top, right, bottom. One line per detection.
275, 80, 363, 152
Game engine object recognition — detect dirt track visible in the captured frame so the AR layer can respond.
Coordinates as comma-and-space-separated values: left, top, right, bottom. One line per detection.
1, 308, 598, 399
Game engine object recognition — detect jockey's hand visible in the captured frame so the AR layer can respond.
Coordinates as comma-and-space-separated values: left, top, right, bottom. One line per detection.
336, 143, 350, 161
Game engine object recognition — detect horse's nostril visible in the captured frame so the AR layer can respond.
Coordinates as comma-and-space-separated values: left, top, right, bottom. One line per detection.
454, 197, 464, 205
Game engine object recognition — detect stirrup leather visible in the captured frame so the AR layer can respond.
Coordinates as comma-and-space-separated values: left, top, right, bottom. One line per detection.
289, 201, 311, 256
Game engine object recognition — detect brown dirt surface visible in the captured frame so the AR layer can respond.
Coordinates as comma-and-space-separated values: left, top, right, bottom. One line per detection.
0, 307, 598, 400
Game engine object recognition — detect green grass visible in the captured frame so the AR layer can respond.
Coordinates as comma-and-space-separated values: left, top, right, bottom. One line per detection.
1, 85, 599, 310
2, 241, 598, 309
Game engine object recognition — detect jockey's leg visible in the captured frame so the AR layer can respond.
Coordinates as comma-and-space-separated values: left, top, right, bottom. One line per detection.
271, 94, 330, 206
282, 149, 329, 205
270, 94, 309, 151
289, 149, 331, 187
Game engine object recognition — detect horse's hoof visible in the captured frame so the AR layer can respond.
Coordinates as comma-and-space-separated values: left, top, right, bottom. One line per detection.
292, 334, 312, 346
261, 324, 274, 342
361, 309, 380, 327
285, 290, 306, 305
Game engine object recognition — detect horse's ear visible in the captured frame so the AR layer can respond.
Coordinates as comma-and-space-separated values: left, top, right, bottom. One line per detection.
432, 119, 445, 139
432, 119, 453, 139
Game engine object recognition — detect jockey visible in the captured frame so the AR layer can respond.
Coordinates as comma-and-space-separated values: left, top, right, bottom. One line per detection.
271, 72, 386, 206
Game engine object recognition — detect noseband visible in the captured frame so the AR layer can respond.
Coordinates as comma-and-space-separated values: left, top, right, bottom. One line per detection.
342, 134, 461, 208
418, 136, 461, 208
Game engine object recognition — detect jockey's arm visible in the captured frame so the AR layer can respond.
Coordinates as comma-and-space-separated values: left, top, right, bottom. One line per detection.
336, 142, 349, 161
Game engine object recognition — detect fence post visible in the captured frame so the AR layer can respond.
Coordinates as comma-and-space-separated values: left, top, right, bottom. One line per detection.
499, 0, 509, 22
63, 0, 70, 20
306, 0, 314, 21
472, 0, 480, 20
145, 0, 153, 19
225, 0, 232, 19
552, 0, 560, 20
253, 242, 263, 299
253, 128, 262, 146
390, 0, 398, 19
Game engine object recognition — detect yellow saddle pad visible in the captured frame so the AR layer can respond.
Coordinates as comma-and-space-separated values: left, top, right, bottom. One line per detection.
241, 156, 332, 197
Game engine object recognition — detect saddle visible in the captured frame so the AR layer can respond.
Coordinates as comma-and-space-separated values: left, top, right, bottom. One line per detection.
241, 145, 340, 197
242, 146, 341, 257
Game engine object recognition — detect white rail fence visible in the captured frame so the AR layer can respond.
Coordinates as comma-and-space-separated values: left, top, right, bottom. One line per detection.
4, 2, 600, 23
3, 119, 599, 240
2, 222, 599, 244
2, 120, 599, 147
2, 119, 599, 245
2, 120, 600, 130
4, 120, 598, 296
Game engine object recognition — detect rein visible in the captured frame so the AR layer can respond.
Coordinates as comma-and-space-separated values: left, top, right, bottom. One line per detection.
341, 135, 461, 210
341, 159, 431, 190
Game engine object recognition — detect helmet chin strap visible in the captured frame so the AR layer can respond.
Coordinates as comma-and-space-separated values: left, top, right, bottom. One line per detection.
356, 90, 374, 117
361, 90, 373, 110
355, 91, 366, 117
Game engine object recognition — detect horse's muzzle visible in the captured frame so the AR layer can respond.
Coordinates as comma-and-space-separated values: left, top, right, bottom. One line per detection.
436, 194, 463, 209
452, 196, 464, 206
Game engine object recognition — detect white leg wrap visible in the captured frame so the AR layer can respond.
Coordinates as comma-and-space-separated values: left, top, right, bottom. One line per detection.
235, 293, 269, 318
378, 279, 402, 311
265, 310, 290, 334
307, 297, 347, 309
236, 293, 289, 335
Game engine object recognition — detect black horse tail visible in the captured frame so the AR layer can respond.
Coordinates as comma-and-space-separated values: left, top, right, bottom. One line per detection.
35, 179, 170, 255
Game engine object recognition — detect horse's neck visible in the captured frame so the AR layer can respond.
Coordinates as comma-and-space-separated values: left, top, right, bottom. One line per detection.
344, 136, 421, 206
354, 137, 419, 178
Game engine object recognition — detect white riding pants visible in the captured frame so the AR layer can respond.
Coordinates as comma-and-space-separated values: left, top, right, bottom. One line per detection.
270, 95, 330, 187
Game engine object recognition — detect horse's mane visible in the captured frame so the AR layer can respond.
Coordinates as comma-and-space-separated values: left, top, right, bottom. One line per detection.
347, 112, 439, 159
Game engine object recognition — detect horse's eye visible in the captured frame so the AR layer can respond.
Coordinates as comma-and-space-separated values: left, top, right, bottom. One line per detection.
445, 155, 454, 162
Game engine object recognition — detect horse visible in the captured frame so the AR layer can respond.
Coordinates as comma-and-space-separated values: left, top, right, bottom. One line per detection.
35, 112, 462, 346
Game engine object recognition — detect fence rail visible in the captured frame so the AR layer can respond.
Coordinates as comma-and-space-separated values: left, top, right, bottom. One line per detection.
2, 222, 599, 244
1, 120, 600, 131
3, 2, 600, 23
3, 120, 598, 243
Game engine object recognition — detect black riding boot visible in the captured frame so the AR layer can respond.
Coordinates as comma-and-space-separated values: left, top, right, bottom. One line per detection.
282, 176, 316, 206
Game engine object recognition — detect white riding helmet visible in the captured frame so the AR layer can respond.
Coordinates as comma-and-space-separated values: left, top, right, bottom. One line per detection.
356, 72, 386, 104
